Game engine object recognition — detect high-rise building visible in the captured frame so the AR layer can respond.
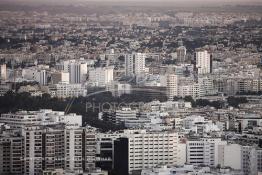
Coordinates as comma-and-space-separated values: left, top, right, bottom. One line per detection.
88, 67, 114, 87
97, 129, 179, 174
20, 125, 97, 175
22, 125, 65, 175
51, 71, 70, 84
186, 138, 227, 167
0, 64, 7, 80
0, 132, 24, 174
114, 130, 179, 174
69, 61, 87, 84
241, 146, 258, 175
0, 111, 97, 175
35, 70, 47, 86
22, 68, 47, 86
198, 75, 216, 96
125, 53, 146, 77
65, 128, 84, 172
218, 144, 242, 170
166, 74, 178, 100
195, 49, 212, 75
176, 46, 187, 63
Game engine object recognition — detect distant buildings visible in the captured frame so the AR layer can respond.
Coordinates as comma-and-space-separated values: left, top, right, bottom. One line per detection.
2, 6, 262, 175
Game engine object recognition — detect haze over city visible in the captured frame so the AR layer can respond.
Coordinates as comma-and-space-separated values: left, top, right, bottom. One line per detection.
1, 0, 262, 6
0, 0, 262, 175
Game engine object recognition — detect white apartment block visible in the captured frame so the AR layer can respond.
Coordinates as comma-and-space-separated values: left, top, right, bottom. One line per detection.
183, 116, 205, 130
115, 108, 137, 124
108, 82, 132, 97
65, 128, 84, 172
198, 76, 216, 96
99, 107, 138, 124
51, 71, 70, 84
180, 115, 222, 135
215, 78, 262, 95
35, 69, 47, 86
69, 61, 87, 84
186, 138, 227, 167
196, 50, 212, 75
177, 142, 187, 166
123, 130, 178, 173
49, 82, 87, 98
0, 109, 82, 129
144, 100, 192, 112
20, 125, 96, 175
65, 127, 97, 173
88, 67, 114, 87
177, 83, 200, 99
125, 53, 146, 77
22, 126, 47, 175
166, 74, 201, 100
104, 129, 179, 173
166, 74, 178, 100
96, 129, 179, 174
22, 68, 47, 86
218, 144, 242, 170
0, 64, 7, 80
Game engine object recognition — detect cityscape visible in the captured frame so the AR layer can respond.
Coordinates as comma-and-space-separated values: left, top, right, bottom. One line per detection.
1, 0, 262, 175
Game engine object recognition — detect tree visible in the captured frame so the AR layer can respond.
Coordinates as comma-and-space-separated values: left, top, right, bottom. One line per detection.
173, 96, 182, 101
195, 99, 223, 109
184, 96, 196, 107
227, 96, 248, 108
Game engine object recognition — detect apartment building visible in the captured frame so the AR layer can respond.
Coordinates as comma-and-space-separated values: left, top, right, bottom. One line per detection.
195, 49, 212, 75
88, 67, 114, 87
49, 82, 87, 98
125, 53, 146, 77
0, 132, 24, 175
96, 129, 179, 174
186, 138, 227, 167
0, 109, 82, 129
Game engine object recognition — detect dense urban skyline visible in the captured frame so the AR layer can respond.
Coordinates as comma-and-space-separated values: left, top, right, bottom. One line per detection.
0, 0, 262, 175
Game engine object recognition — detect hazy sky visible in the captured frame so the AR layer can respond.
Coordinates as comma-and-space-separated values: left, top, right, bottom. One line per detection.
1, 0, 261, 7
67, 0, 261, 3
